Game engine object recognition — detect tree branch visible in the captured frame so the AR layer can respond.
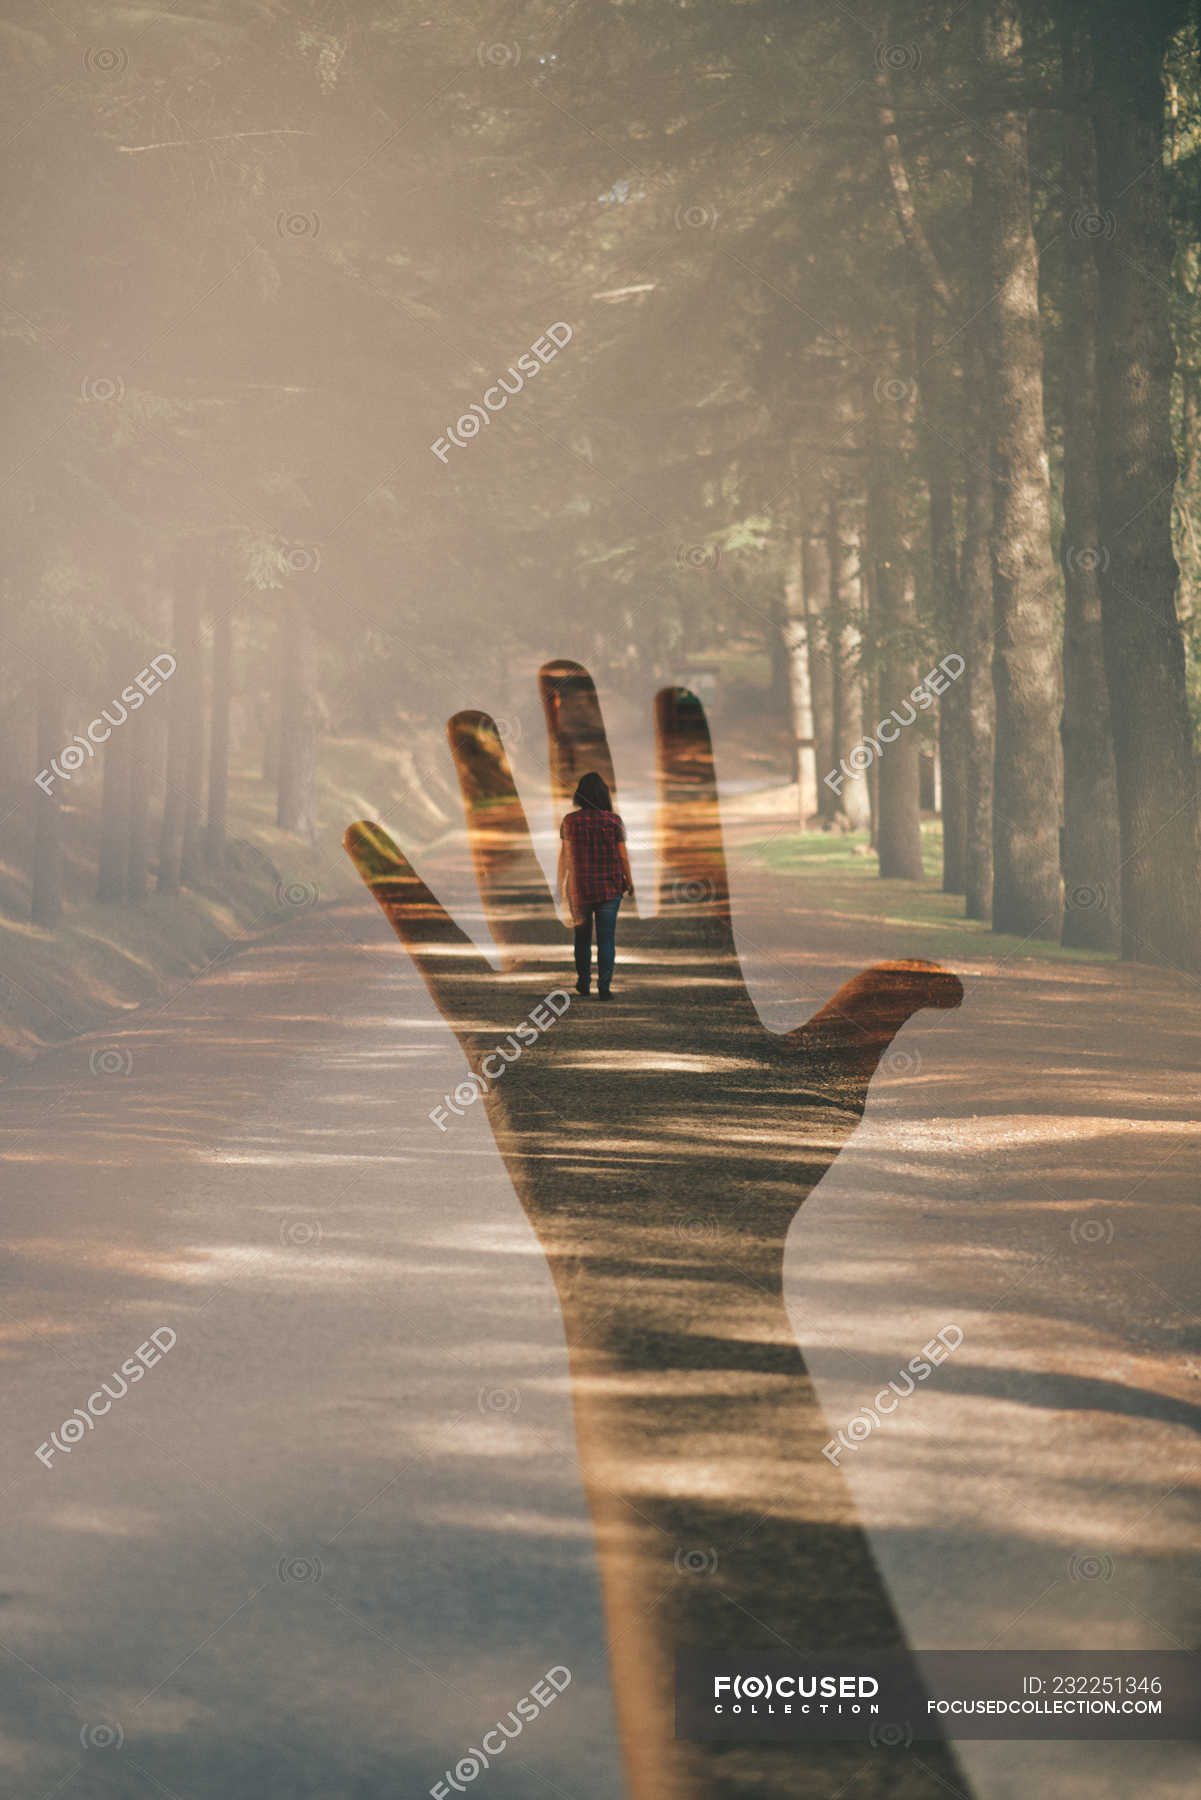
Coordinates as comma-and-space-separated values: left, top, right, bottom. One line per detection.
873, 32, 957, 315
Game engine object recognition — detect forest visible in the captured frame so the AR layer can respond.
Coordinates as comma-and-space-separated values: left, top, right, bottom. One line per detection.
3, 8, 1200, 1800
2, 0, 1200, 1003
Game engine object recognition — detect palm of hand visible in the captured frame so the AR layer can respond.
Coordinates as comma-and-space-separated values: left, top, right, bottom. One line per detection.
345, 663, 959, 1301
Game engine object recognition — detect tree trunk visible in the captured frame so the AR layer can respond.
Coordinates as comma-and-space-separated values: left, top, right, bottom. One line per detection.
874, 51, 964, 888
1059, 17, 1121, 952
126, 741, 150, 901
95, 652, 130, 903
261, 678, 280, 785
916, 324, 966, 893
1092, 0, 1201, 968
783, 546, 819, 825
860, 535, 880, 851
802, 525, 837, 822
1181, 363, 1200, 489
869, 377, 924, 880
157, 588, 188, 894
828, 499, 871, 832
973, 0, 1063, 939
31, 666, 63, 928
206, 605, 232, 867
180, 593, 208, 886
767, 587, 793, 753
867, 667, 880, 852
126, 584, 152, 903
276, 598, 318, 842
962, 342, 996, 922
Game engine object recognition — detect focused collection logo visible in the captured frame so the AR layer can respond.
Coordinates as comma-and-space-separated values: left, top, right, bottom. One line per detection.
429, 990, 571, 1131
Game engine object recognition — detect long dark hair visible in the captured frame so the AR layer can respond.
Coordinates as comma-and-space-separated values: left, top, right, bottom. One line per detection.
572, 771, 612, 811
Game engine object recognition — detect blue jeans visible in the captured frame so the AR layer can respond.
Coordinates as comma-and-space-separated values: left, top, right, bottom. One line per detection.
574, 895, 621, 990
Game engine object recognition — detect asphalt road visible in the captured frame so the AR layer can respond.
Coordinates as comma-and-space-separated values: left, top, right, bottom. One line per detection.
0, 783, 1198, 1800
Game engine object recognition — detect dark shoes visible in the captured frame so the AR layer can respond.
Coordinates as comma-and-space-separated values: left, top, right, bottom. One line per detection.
597, 986, 611, 1001
574, 979, 590, 996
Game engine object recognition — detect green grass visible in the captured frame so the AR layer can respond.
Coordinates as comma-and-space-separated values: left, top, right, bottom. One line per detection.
746, 821, 1116, 967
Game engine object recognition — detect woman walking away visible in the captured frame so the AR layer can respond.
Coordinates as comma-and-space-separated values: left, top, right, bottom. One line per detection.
558, 771, 634, 1000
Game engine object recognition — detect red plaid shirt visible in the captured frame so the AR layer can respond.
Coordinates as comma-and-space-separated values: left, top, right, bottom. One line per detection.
561, 808, 626, 906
